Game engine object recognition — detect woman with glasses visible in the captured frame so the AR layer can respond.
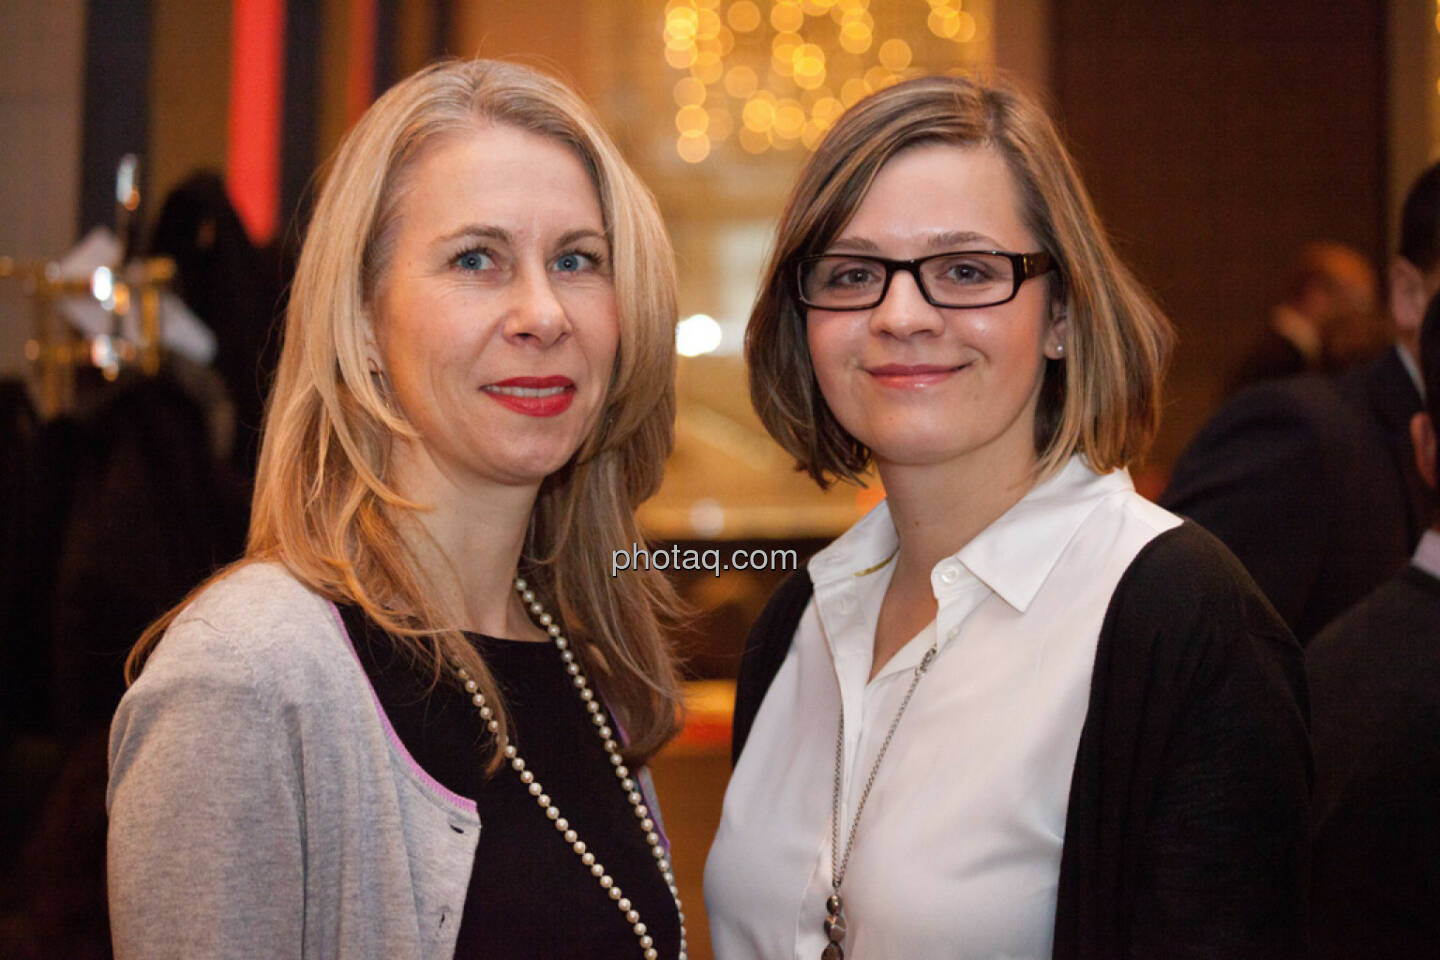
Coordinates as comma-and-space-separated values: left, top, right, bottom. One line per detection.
705, 76, 1309, 960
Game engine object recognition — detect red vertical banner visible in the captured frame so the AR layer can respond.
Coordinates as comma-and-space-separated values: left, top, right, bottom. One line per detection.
227, 0, 285, 245
347, 0, 378, 125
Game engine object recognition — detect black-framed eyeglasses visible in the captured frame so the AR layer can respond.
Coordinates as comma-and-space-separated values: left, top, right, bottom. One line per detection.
794, 250, 1055, 311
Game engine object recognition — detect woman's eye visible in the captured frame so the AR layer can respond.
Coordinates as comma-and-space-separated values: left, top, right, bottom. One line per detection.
553, 250, 603, 273
454, 249, 495, 272
944, 260, 993, 284
829, 265, 878, 287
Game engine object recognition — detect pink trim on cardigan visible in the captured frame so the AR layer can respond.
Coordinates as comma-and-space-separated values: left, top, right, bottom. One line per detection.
330, 603, 478, 817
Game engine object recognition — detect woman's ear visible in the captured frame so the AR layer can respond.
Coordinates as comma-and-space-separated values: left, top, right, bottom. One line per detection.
1044, 305, 1070, 360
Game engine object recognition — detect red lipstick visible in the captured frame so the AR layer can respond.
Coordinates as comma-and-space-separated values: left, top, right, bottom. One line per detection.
481, 376, 576, 416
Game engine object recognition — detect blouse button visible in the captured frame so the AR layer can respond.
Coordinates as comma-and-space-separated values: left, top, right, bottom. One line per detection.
938, 565, 961, 585
836, 595, 856, 614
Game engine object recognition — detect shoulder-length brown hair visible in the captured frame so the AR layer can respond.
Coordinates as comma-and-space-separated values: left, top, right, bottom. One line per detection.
128, 59, 683, 767
746, 74, 1173, 486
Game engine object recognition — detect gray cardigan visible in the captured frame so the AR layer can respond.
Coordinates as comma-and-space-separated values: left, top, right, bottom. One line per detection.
107, 562, 481, 960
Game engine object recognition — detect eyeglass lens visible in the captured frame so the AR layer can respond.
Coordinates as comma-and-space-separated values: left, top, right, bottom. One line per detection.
801, 253, 1017, 308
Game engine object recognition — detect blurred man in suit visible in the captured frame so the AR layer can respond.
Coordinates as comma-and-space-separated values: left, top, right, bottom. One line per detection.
1305, 290, 1440, 958
1229, 241, 1381, 393
1162, 163, 1440, 642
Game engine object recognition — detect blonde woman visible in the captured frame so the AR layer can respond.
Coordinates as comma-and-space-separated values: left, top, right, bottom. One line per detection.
705, 76, 1309, 959
107, 60, 686, 960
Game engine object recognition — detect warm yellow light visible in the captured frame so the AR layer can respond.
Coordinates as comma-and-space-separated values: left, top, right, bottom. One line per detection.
665, 0, 696, 13
666, 44, 698, 69
771, 32, 801, 77
771, 1, 804, 33
811, 95, 844, 127
727, 0, 762, 32
839, 21, 872, 54
692, 51, 725, 83
771, 29, 802, 51
928, 6, 959, 38
792, 42, 825, 75
674, 76, 707, 106
666, 8, 699, 42
794, 68, 826, 91
738, 125, 772, 154
801, 119, 826, 150
677, 132, 712, 163
954, 10, 977, 42
695, 0, 720, 8
697, 7, 722, 39
716, 24, 736, 56
676, 104, 710, 133
774, 98, 806, 137
840, 77, 870, 107
743, 96, 777, 131
800, 84, 834, 107
801, 0, 833, 14
708, 106, 734, 141
864, 65, 894, 90
878, 38, 912, 71
725, 64, 759, 98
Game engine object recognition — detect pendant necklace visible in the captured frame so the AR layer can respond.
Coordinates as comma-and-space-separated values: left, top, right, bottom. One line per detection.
822, 639, 938, 960
452, 577, 686, 960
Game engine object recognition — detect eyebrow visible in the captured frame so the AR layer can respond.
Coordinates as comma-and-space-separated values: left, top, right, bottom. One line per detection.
825, 230, 1002, 253
433, 224, 609, 247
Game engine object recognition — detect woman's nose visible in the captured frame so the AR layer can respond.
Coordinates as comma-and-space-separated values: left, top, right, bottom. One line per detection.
502, 269, 571, 347
868, 269, 944, 338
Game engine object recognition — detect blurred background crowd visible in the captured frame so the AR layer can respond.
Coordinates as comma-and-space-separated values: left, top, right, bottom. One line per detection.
2, 1, 1438, 957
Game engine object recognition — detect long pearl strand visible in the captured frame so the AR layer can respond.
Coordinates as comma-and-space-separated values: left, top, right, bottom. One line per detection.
451, 577, 687, 960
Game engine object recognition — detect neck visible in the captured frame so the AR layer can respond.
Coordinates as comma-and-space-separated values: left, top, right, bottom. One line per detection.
392, 445, 543, 640
879, 444, 1040, 581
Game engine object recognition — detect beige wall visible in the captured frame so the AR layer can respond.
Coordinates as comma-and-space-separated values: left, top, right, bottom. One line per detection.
0, 0, 86, 380
149, 0, 231, 214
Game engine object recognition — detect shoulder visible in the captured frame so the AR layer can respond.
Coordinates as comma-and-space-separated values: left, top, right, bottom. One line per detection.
1309, 567, 1440, 680
1101, 523, 1301, 685
135, 561, 353, 708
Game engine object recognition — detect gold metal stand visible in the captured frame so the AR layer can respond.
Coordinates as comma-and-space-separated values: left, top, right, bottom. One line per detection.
1, 254, 175, 418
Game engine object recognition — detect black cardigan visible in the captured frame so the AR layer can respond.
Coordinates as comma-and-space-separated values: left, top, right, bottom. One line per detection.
730, 522, 1311, 960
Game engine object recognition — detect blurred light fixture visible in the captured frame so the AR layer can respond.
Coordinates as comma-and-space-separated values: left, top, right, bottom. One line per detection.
676, 313, 724, 356
663, 0, 988, 163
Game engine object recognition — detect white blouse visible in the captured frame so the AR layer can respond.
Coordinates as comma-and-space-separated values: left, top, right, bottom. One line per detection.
704, 458, 1181, 960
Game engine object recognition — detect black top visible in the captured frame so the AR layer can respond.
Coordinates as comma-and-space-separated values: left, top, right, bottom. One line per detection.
339, 605, 681, 960
1307, 565, 1440, 959
732, 523, 1311, 960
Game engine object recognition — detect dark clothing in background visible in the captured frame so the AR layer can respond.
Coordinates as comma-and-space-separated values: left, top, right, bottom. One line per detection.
1162, 348, 1430, 642
734, 523, 1311, 960
1229, 327, 1309, 394
1307, 564, 1440, 958
148, 171, 285, 480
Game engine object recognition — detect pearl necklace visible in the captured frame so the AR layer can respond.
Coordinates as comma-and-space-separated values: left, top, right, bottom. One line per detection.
451, 577, 687, 960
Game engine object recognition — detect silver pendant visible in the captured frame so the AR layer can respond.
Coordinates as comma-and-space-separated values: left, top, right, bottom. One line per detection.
822, 893, 847, 958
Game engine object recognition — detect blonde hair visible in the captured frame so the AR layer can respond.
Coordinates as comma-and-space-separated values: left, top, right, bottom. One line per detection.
128, 59, 684, 767
746, 75, 1173, 485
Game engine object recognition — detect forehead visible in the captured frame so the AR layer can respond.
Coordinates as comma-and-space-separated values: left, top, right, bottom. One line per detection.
393, 122, 603, 234
838, 143, 1032, 251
